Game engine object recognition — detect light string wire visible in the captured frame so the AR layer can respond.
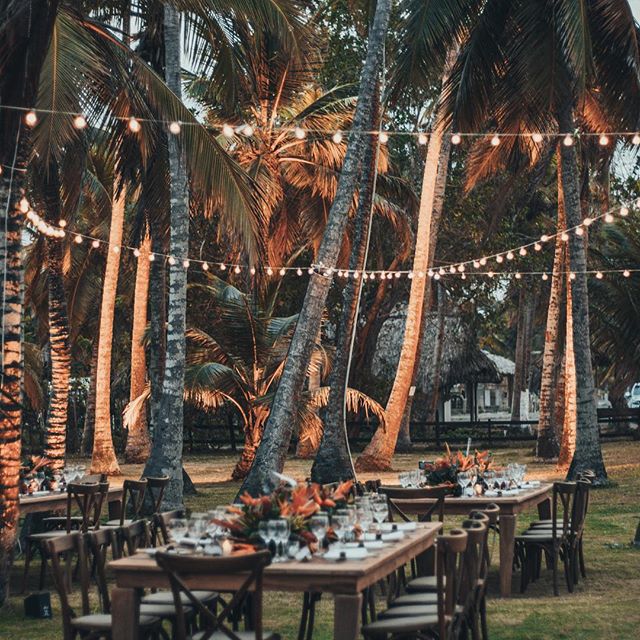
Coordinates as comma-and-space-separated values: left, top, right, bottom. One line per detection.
5, 103, 640, 142
21, 195, 640, 282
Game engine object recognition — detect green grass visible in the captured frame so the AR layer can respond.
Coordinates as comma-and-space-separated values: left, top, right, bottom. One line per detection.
2, 441, 640, 639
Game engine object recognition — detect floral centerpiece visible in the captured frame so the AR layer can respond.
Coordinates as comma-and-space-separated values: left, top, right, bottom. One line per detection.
420, 444, 492, 496
19, 456, 55, 494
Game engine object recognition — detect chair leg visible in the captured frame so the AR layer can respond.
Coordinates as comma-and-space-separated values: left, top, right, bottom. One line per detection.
480, 597, 489, 640
306, 594, 319, 640
551, 548, 559, 597
298, 592, 311, 640
578, 538, 587, 578
562, 546, 573, 593
22, 541, 33, 593
38, 545, 48, 591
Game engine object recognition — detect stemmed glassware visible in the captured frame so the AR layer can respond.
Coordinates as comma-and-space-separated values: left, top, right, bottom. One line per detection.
274, 518, 290, 562
168, 518, 188, 544
310, 514, 329, 551
371, 494, 388, 532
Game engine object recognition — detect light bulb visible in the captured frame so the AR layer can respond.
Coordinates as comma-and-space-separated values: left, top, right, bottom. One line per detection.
434, 273, 441, 280
451, 133, 462, 145
149, 253, 156, 262
596, 271, 603, 279
519, 247, 527, 256
563, 134, 573, 146
338, 270, 344, 278
541, 234, 549, 242
92, 239, 100, 248
362, 272, 368, 280
25, 111, 38, 127
202, 261, 209, 270
169, 121, 181, 135
19, 198, 30, 213
473, 261, 480, 268
461, 273, 466, 280
128, 117, 141, 133
599, 134, 609, 146
575, 227, 584, 236
73, 114, 87, 130
183, 259, 190, 268
378, 131, 389, 144
417, 271, 425, 278
369, 272, 376, 280
394, 271, 401, 278
266, 267, 273, 276
428, 269, 434, 277
439, 267, 446, 275
133, 248, 140, 257
542, 273, 549, 280
58, 219, 67, 228
332, 131, 343, 144
515, 272, 522, 279
534, 243, 542, 251
408, 271, 414, 279
294, 126, 306, 140
234, 265, 241, 274
479, 257, 487, 266
296, 268, 303, 276
279, 268, 286, 276
307, 267, 314, 275
219, 263, 226, 271
458, 264, 465, 272
532, 133, 543, 143
488, 271, 494, 278
250, 267, 257, 275
605, 213, 614, 223
353, 271, 360, 279
112, 245, 120, 254
506, 251, 514, 260
496, 255, 504, 263
620, 206, 629, 217
418, 133, 428, 145
569, 272, 576, 280
561, 232, 569, 241
632, 134, 640, 145
490, 135, 500, 146
222, 124, 235, 138
74, 234, 83, 244
168, 256, 176, 265
242, 124, 254, 137
623, 269, 630, 277
584, 217, 593, 226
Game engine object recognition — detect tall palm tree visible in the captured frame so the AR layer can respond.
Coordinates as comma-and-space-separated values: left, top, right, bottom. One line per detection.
240, 0, 393, 496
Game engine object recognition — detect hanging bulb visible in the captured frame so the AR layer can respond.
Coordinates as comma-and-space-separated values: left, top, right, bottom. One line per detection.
620, 206, 629, 217
506, 251, 514, 260
458, 264, 465, 272
148, 253, 156, 262
242, 124, 254, 137
294, 126, 306, 140
25, 111, 38, 127
605, 212, 614, 223
222, 124, 235, 138
133, 248, 140, 258
451, 133, 462, 145
378, 131, 389, 144
632, 134, 640, 145
599, 134, 609, 146
353, 271, 360, 279
569, 272, 576, 280
541, 234, 549, 242
542, 273, 549, 280
266, 266, 273, 276
623, 269, 631, 277
439, 267, 446, 275
19, 198, 30, 213
515, 272, 522, 279
128, 116, 141, 133
487, 271, 494, 278
479, 257, 487, 266
73, 114, 87, 130
58, 219, 67, 228
561, 232, 569, 241
418, 133, 428, 145
369, 272, 376, 280
168, 256, 176, 265
408, 271, 414, 279
394, 271, 401, 279
183, 259, 190, 268
92, 239, 100, 248
434, 273, 441, 280
202, 261, 209, 270
112, 245, 121, 254
279, 267, 286, 276
519, 247, 527, 256
428, 269, 434, 278
449, 265, 456, 274
332, 131, 343, 144
596, 271, 603, 279
461, 273, 466, 280
307, 267, 314, 275
584, 217, 593, 226
575, 226, 584, 236
534, 242, 542, 251
219, 263, 226, 271
296, 268, 303, 276
74, 234, 83, 244
563, 134, 573, 146
490, 135, 500, 146
496, 255, 504, 263
250, 267, 257, 275
362, 272, 368, 280
417, 271, 425, 278
532, 133, 543, 143
234, 265, 241, 274
473, 260, 481, 268
169, 121, 181, 135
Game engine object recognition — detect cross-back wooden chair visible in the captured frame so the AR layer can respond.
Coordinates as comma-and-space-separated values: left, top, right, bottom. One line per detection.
46, 532, 162, 640
145, 476, 170, 514
104, 478, 147, 527
362, 529, 469, 640
118, 519, 151, 557
379, 485, 454, 524
516, 481, 577, 595
23, 482, 106, 593
155, 549, 280, 640
152, 509, 185, 546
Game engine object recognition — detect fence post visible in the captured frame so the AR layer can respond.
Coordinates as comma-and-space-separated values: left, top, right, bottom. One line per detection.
487, 419, 492, 447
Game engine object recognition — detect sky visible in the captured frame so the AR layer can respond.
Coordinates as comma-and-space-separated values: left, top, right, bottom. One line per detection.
633, 1, 640, 18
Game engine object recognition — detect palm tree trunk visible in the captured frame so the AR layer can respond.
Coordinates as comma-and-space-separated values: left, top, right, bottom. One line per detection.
537, 203, 566, 459
239, 0, 392, 496
511, 289, 526, 421
356, 60, 450, 472
148, 235, 166, 436
124, 231, 151, 463
42, 162, 70, 470
142, 4, 189, 508
81, 337, 99, 455
311, 95, 381, 484
90, 186, 125, 475
557, 105, 607, 483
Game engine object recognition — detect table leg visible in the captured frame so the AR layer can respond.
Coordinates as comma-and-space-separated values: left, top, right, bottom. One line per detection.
537, 497, 551, 520
108, 497, 122, 521
334, 593, 362, 640
498, 514, 517, 597
112, 586, 140, 640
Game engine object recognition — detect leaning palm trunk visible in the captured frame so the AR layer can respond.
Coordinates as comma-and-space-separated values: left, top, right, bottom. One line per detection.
143, 5, 189, 508
511, 289, 527, 421
232, 407, 269, 480
42, 165, 71, 470
557, 106, 607, 483
239, 0, 392, 496
311, 96, 381, 484
90, 187, 125, 475
124, 232, 151, 463
356, 70, 450, 472
537, 176, 567, 459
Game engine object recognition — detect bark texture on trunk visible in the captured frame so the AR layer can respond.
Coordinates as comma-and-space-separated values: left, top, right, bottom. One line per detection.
90, 187, 125, 475
239, 0, 392, 496
124, 231, 151, 463
536, 179, 566, 459
558, 106, 607, 483
356, 61, 450, 472
142, 4, 188, 508
42, 163, 71, 470
311, 97, 380, 484
148, 238, 166, 436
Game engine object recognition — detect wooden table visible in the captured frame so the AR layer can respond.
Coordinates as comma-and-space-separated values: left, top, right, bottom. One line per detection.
20, 487, 124, 519
109, 521, 442, 640
393, 483, 552, 597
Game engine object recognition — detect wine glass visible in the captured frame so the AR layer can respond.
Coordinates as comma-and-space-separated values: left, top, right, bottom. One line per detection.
168, 518, 188, 544
188, 514, 207, 542
274, 518, 290, 562
331, 514, 349, 545
356, 505, 374, 538
309, 514, 329, 551
371, 495, 388, 531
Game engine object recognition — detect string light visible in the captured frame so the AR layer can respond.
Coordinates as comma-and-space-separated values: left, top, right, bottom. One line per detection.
584, 217, 593, 226
307, 267, 314, 275
149, 253, 156, 262
332, 131, 343, 144
541, 234, 550, 242
222, 124, 235, 138
25, 111, 38, 127
473, 261, 481, 268
506, 251, 514, 260
632, 134, 640, 145
242, 124, 254, 137
128, 117, 141, 133
73, 114, 87, 130
515, 272, 522, 279
532, 133, 543, 143
434, 273, 441, 280
534, 242, 542, 251
169, 121, 181, 135
219, 263, 226, 271
279, 267, 286, 276
490, 135, 500, 146
596, 271, 603, 279
234, 265, 241, 274
563, 134, 574, 146
605, 212, 614, 223
202, 261, 209, 270
569, 272, 576, 280
266, 267, 273, 276
296, 268, 303, 276
92, 239, 100, 248
624, 269, 631, 277
599, 134, 609, 146
112, 245, 120, 254
542, 273, 549, 280
378, 131, 389, 144
294, 126, 306, 140
561, 232, 569, 242
418, 133, 428, 145
575, 227, 584, 236
496, 255, 504, 263
451, 133, 462, 145
183, 259, 190, 268
168, 256, 176, 265
74, 234, 83, 244
250, 267, 256, 275
19, 198, 30, 213
58, 219, 67, 228
519, 247, 527, 256
620, 206, 629, 217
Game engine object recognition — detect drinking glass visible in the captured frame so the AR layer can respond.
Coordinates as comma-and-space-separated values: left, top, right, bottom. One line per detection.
356, 506, 374, 537
188, 514, 207, 541
168, 518, 188, 544
258, 521, 270, 545
331, 514, 349, 545
310, 514, 329, 549
274, 518, 290, 562
399, 472, 410, 487
371, 495, 388, 530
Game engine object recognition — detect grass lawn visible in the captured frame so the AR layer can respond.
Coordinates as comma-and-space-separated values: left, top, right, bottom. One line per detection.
2, 440, 640, 639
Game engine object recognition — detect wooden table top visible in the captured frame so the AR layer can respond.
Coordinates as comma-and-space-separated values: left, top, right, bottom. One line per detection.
19, 487, 123, 514
110, 521, 442, 595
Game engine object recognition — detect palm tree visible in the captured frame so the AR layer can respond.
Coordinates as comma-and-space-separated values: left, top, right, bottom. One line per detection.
239, 0, 392, 496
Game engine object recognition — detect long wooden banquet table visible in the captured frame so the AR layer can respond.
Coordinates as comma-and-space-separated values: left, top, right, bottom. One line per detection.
20, 487, 124, 519
394, 483, 553, 597
110, 521, 442, 640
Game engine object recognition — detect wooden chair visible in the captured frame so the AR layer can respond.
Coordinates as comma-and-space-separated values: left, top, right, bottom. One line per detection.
152, 509, 185, 546
145, 476, 171, 514
104, 479, 147, 527
155, 549, 281, 640
379, 485, 454, 524
23, 482, 106, 592
515, 481, 577, 595
362, 529, 469, 640
46, 532, 162, 640
117, 519, 152, 558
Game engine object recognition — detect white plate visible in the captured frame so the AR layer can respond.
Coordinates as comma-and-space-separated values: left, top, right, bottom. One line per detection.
380, 522, 409, 533
395, 522, 417, 532
381, 531, 404, 542
138, 548, 157, 557
324, 546, 369, 561
31, 491, 51, 497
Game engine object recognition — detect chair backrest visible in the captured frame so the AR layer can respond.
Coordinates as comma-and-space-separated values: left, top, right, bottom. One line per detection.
118, 479, 148, 526
466, 511, 492, 578
86, 528, 117, 612
435, 529, 468, 640
144, 475, 170, 514
65, 482, 103, 533
379, 485, 454, 523
46, 533, 92, 638
461, 519, 489, 610
569, 480, 591, 540
119, 519, 150, 556
155, 550, 271, 640
153, 509, 185, 546
551, 481, 577, 541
